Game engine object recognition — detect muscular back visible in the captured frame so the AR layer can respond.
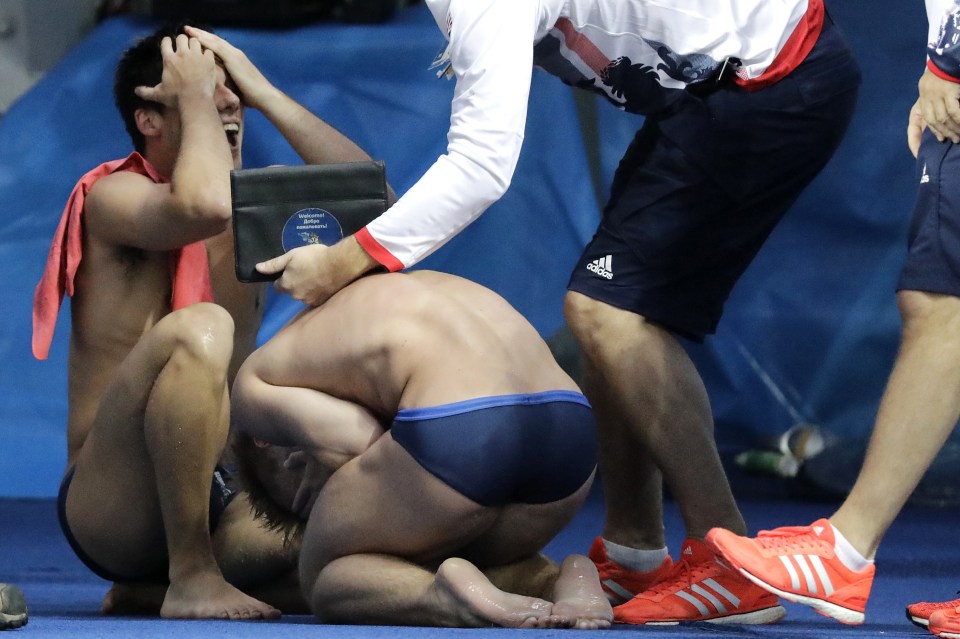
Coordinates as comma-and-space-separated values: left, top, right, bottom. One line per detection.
245, 270, 579, 421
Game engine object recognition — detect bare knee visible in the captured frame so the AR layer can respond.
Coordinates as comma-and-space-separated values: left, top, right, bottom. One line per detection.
564, 291, 659, 358
898, 290, 960, 342
157, 303, 234, 370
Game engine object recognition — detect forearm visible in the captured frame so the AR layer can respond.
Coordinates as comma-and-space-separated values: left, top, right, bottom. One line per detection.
233, 373, 385, 461
256, 86, 373, 166
171, 92, 234, 221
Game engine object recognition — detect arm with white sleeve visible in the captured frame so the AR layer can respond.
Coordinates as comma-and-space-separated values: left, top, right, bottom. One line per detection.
257, 0, 541, 305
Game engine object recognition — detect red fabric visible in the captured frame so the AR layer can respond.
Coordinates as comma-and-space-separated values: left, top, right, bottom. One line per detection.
32, 152, 213, 360
736, 0, 824, 91
355, 226, 405, 272
927, 58, 960, 84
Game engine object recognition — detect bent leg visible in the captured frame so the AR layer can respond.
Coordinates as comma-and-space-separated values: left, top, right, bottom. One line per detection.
313, 554, 563, 628
66, 304, 278, 619
565, 291, 745, 542
300, 433, 597, 626
832, 291, 960, 557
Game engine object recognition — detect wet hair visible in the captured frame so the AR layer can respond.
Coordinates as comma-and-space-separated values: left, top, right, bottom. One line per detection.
232, 432, 307, 545
114, 21, 214, 153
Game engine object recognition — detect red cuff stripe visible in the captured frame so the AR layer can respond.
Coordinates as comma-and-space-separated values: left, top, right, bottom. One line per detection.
927, 59, 960, 84
355, 227, 404, 272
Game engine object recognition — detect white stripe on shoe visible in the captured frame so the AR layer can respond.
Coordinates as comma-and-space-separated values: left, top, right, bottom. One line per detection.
808, 555, 835, 596
793, 555, 818, 595
601, 579, 635, 604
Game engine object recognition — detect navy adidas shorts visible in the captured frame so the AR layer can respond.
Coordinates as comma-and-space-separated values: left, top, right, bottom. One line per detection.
567, 15, 861, 341
898, 130, 960, 296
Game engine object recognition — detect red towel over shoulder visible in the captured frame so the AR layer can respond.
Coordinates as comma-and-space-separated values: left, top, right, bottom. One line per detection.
32, 152, 214, 360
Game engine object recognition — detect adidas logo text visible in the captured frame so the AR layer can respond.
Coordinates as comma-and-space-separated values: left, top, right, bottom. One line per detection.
587, 255, 613, 280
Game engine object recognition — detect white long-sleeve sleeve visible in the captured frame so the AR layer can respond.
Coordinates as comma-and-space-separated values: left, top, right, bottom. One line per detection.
359, 0, 540, 270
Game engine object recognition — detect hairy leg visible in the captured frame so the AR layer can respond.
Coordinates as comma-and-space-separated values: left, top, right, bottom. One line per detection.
66, 304, 278, 620
832, 291, 960, 557
566, 292, 745, 542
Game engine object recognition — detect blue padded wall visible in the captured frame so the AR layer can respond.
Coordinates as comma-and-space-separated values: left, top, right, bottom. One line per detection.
0, 2, 936, 496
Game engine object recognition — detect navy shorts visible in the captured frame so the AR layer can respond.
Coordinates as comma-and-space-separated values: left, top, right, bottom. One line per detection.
390, 391, 597, 507
57, 465, 238, 583
567, 14, 861, 340
898, 130, 960, 296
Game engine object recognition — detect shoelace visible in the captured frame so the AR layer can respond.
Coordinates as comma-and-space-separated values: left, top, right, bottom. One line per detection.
645, 555, 718, 597
754, 526, 830, 552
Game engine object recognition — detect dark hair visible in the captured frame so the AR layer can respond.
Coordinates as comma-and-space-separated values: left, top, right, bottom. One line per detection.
113, 21, 211, 153
232, 432, 307, 546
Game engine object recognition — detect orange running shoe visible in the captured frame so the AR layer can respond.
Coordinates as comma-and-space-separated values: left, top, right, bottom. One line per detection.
706, 519, 874, 625
613, 539, 785, 625
587, 537, 673, 606
907, 596, 960, 628
929, 607, 960, 638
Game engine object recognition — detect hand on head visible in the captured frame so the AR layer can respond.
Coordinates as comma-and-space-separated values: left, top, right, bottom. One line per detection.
184, 25, 275, 110
134, 34, 218, 108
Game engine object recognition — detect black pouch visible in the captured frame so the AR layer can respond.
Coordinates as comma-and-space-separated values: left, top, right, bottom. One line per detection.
231, 160, 388, 282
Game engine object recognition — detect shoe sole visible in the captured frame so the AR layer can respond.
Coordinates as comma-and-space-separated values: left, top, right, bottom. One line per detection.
0, 612, 27, 631
633, 604, 786, 626
907, 611, 929, 628
735, 567, 864, 625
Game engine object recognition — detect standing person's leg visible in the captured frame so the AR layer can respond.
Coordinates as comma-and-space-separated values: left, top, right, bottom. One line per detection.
708, 133, 960, 627
564, 127, 780, 625
63, 304, 279, 619
566, 18, 859, 623
832, 291, 960, 556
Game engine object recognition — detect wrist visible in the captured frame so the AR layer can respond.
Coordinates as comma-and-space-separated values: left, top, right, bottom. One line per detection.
342, 235, 381, 278
246, 83, 284, 113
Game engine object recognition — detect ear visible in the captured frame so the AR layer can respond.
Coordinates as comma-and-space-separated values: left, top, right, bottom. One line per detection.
253, 437, 272, 448
134, 107, 163, 139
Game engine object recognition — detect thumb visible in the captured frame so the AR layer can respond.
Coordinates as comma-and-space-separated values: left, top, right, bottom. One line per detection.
257, 251, 293, 275
135, 85, 160, 101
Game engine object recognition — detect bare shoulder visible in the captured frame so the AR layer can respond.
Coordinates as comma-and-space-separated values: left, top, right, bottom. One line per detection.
84, 171, 168, 242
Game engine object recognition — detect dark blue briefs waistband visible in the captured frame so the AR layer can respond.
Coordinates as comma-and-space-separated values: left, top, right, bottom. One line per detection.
394, 390, 591, 420
391, 391, 598, 506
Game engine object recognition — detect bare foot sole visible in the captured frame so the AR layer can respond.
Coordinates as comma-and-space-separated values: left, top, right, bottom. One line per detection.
101, 583, 165, 616
435, 557, 571, 628
160, 572, 281, 620
551, 554, 614, 630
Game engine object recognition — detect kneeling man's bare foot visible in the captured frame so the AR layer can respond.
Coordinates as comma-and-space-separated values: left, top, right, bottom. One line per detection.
101, 583, 165, 616
550, 554, 614, 629
161, 571, 280, 620
435, 557, 570, 628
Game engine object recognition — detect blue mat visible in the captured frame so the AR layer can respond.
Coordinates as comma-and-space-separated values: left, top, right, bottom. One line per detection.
4, 491, 957, 637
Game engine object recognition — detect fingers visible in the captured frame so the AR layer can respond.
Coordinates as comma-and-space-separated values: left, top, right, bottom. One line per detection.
907, 100, 925, 158
256, 252, 292, 275
919, 69, 960, 143
184, 25, 228, 53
